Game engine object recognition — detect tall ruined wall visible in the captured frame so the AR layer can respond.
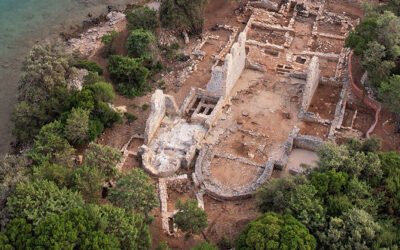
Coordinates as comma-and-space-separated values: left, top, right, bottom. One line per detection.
301, 56, 321, 112
223, 31, 247, 97
144, 90, 166, 144
206, 31, 247, 98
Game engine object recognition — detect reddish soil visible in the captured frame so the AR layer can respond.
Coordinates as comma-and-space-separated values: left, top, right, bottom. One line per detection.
166, 188, 195, 212
121, 154, 141, 172
351, 55, 364, 89
203, 195, 260, 244
317, 20, 346, 36
248, 28, 286, 45
313, 37, 344, 54
319, 58, 338, 78
371, 109, 400, 152
327, 1, 364, 20
308, 84, 342, 120
127, 138, 145, 152
211, 157, 261, 187
299, 122, 330, 139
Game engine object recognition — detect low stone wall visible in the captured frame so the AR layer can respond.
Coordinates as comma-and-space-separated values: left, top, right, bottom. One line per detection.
348, 51, 381, 137
194, 147, 274, 200
293, 135, 324, 152
274, 127, 299, 170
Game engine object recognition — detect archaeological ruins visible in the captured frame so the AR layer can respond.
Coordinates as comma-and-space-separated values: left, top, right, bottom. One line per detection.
110, 0, 376, 234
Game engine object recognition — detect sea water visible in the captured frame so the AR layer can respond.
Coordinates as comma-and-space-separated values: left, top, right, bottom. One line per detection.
0, 0, 136, 156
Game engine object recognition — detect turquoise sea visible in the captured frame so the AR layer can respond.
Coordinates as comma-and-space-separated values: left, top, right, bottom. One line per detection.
0, 0, 136, 156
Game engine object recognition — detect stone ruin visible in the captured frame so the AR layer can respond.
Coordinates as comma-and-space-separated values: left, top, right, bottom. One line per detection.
115, 0, 364, 234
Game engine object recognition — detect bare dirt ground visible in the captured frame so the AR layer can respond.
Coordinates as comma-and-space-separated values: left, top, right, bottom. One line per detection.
308, 84, 342, 120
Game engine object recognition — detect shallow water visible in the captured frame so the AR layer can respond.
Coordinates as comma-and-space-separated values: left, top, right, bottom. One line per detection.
0, 0, 137, 156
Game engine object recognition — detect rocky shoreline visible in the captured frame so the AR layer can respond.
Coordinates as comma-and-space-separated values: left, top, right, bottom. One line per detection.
64, 0, 155, 57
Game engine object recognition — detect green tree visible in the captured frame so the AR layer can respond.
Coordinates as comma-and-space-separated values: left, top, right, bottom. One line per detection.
126, 6, 158, 31
256, 175, 308, 213
28, 120, 75, 167
191, 242, 218, 250
6, 180, 84, 225
65, 107, 90, 145
72, 164, 104, 202
320, 208, 380, 249
378, 75, 400, 113
86, 81, 115, 103
108, 55, 149, 84
361, 41, 395, 87
310, 169, 348, 197
379, 151, 400, 214
19, 43, 74, 89
101, 30, 118, 58
31, 208, 120, 249
345, 18, 378, 55
160, 0, 208, 34
75, 59, 103, 74
0, 155, 30, 209
286, 184, 326, 232
32, 162, 74, 188
85, 142, 122, 181
1, 218, 33, 249
97, 204, 152, 249
235, 212, 316, 250
126, 29, 156, 58
156, 242, 171, 250
108, 169, 158, 217
173, 199, 208, 239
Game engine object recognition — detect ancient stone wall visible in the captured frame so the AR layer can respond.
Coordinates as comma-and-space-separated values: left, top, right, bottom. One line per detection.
206, 32, 247, 98
293, 135, 324, 152
144, 90, 166, 144
300, 56, 321, 112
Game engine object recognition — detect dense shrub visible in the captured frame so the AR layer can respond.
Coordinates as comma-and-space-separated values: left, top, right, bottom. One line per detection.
108, 169, 158, 216
0, 205, 152, 249
107, 55, 150, 97
126, 29, 156, 58
160, 0, 208, 34
64, 107, 90, 145
235, 212, 316, 250
101, 30, 118, 58
173, 199, 208, 238
256, 137, 400, 249
85, 142, 122, 181
6, 180, 84, 225
75, 59, 103, 74
126, 6, 158, 31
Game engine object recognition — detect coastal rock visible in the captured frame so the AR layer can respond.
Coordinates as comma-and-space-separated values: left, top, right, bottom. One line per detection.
67, 69, 88, 90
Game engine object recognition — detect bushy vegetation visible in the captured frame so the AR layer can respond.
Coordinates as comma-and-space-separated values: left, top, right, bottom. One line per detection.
75, 59, 103, 75
108, 55, 150, 97
101, 30, 118, 58
160, 0, 208, 34
235, 212, 316, 250
345, 0, 400, 113
126, 6, 158, 31
254, 137, 400, 249
126, 29, 156, 58
173, 199, 208, 239
11, 44, 121, 144
1, 41, 157, 249
108, 168, 158, 217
